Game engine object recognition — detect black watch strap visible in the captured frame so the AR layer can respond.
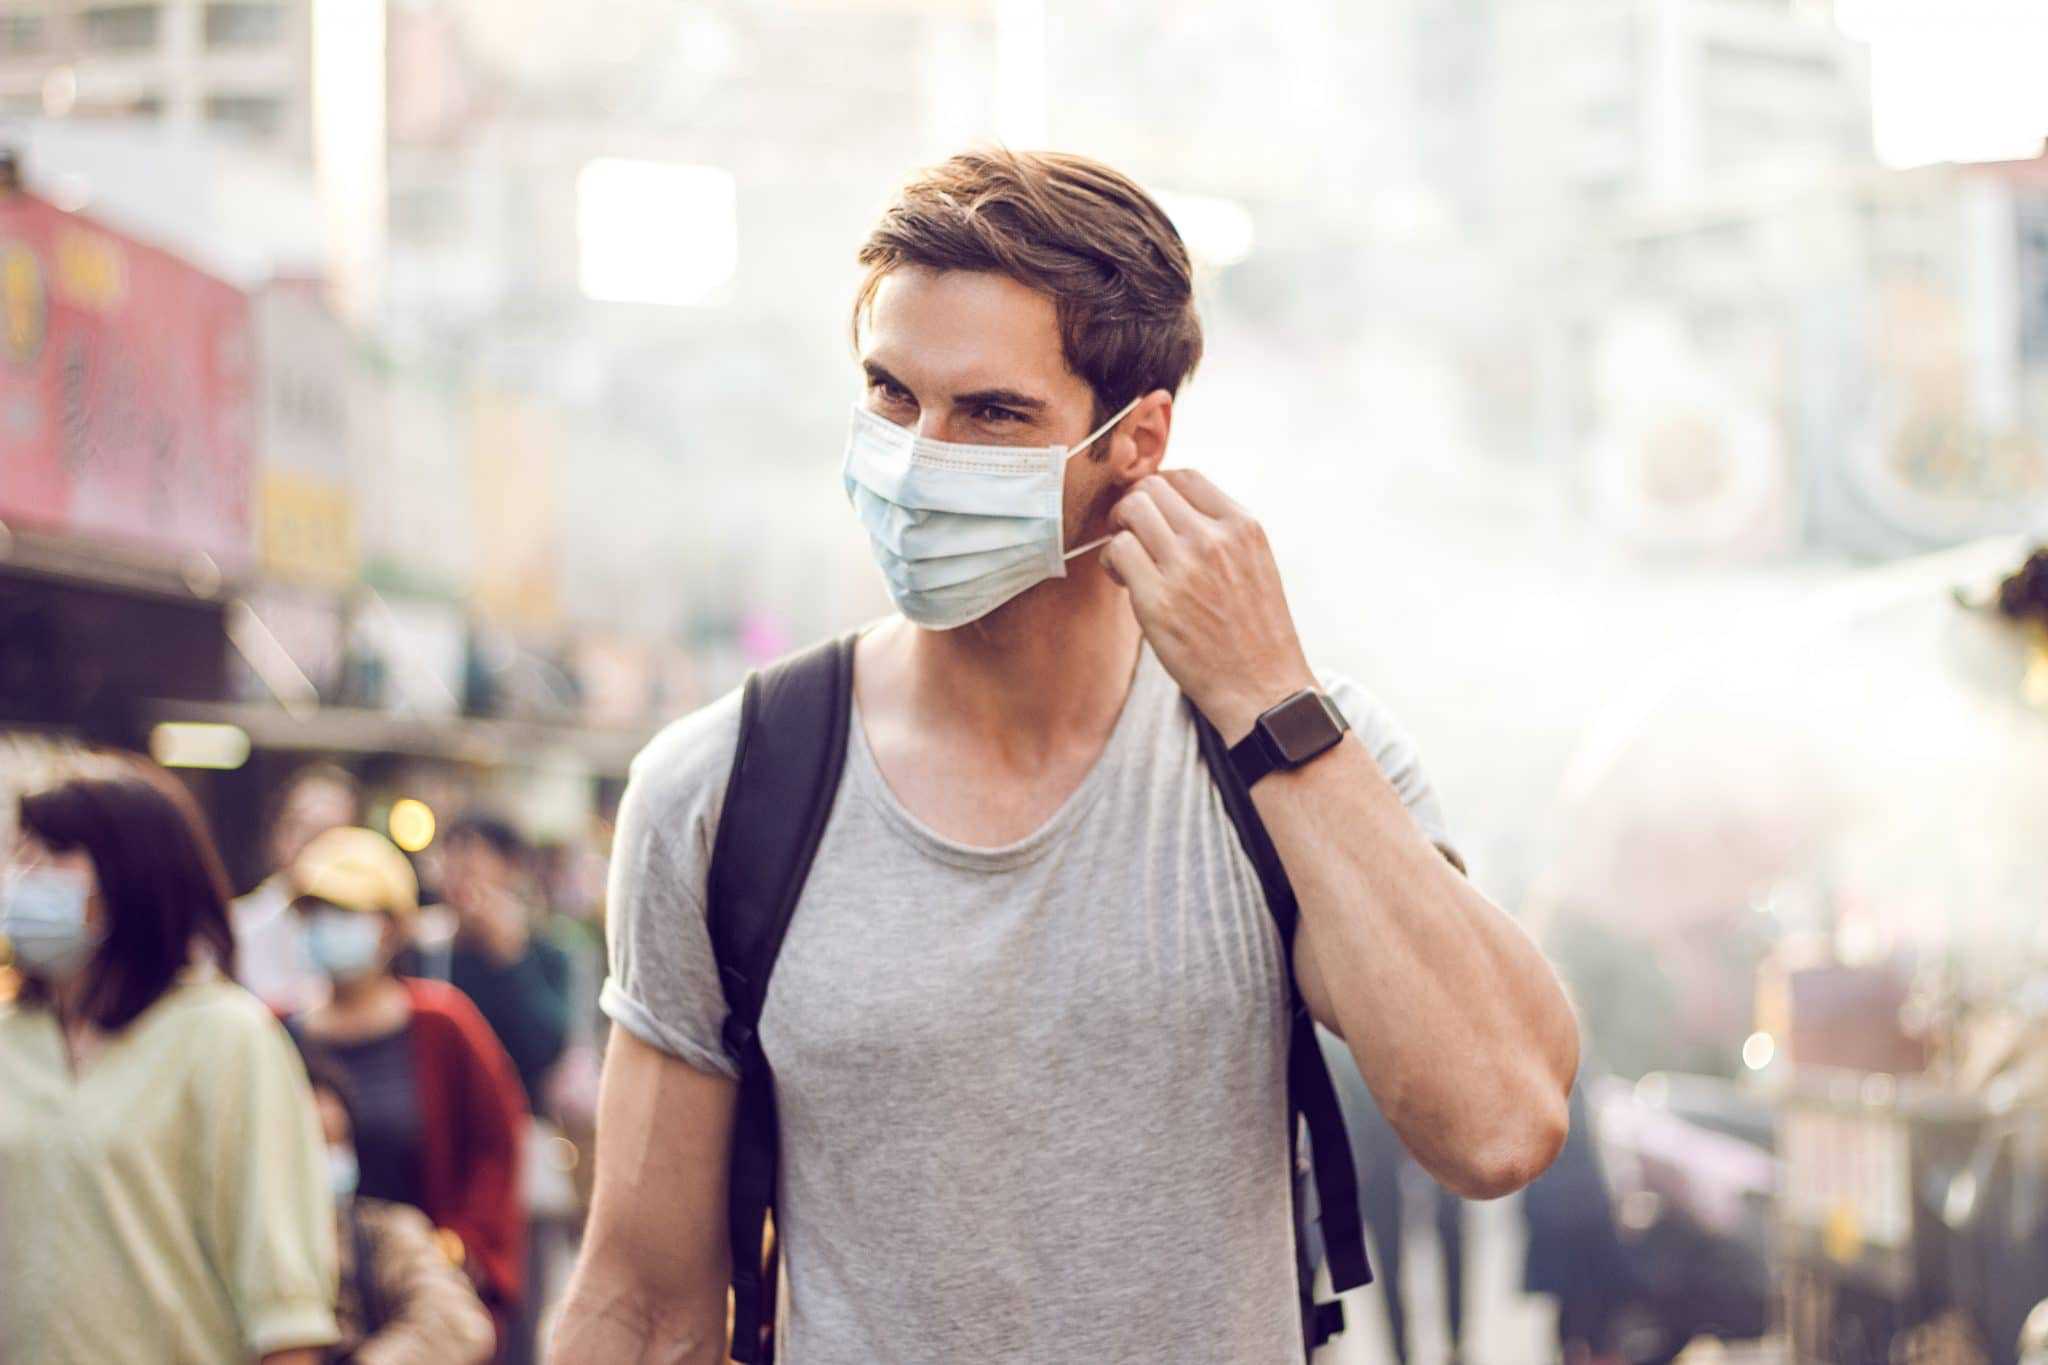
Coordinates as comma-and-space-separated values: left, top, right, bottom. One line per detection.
1227, 689, 1350, 790
1229, 725, 1285, 789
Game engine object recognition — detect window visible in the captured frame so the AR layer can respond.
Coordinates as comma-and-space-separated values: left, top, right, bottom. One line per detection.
75, 93, 163, 118
204, 1, 282, 48
204, 92, 281, 137
0, 9, 46, 52
83, 3, 160, 50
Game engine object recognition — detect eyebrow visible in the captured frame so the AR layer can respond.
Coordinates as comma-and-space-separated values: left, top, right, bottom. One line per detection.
863, 360, 1048, 415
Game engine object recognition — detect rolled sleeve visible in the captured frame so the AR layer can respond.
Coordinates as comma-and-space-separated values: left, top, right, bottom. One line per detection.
1321, 671, 1461, 868
600, 693, 746, 1082
204, 999, 341, 1356
247, 1298, 345, 1357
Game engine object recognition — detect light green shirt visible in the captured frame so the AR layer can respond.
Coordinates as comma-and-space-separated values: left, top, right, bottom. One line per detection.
0, 973, 339, 1363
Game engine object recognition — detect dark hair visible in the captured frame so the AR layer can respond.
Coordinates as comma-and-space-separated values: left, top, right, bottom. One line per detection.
853, 148, 1203, 424
299, 1045, 361, 1145
444, 811, 529, 864
16, 752, 237, 1030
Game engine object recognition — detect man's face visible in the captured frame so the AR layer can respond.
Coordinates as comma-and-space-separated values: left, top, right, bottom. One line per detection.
441, 832, 516, 916
859, 267, 1120, 555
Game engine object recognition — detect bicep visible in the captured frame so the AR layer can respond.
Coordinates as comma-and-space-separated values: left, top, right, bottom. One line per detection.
583, 1023, 737, 1293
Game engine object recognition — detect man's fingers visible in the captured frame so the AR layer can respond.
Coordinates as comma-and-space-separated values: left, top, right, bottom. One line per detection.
1133, 474, 1204, 533
1100, 530, 1163, 600
1158, 469, 1244, 521
1110, 487, 1182, 564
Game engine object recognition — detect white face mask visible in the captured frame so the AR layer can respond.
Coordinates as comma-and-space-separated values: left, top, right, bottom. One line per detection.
304, 908, 384, 982
328, 1147, 360, 1200
0, 865, 103, 981
842, 395, 1142, 630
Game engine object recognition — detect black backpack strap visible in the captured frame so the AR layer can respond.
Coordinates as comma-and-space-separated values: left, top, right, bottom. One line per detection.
706, 632, 859, 1364
1190, 702, 1372, 1351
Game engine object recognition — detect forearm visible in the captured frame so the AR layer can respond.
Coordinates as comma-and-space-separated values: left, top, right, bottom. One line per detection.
552, 1027, 740, 1365
1250, 734, 1578, 1195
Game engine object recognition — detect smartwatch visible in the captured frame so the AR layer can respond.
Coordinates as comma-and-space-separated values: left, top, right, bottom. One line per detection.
1228, 688, 1350, 789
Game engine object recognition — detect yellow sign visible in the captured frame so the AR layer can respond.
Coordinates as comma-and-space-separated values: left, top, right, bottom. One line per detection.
54, 227, 126, 312
471, 390, 560, 627
1822, 1204, 1863, 1263
0, 241, 44, 365
260, 469, 359, 585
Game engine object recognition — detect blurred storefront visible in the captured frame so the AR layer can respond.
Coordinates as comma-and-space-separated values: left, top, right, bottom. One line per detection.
0, 174, 248, 742
1536, 536, 2048, 1364
0, 169, 757, 886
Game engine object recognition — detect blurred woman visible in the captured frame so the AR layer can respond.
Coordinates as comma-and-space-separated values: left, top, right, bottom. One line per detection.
282, 826, 528, 1351
303, 1053, 496, 1364
0, 753, 338, 1364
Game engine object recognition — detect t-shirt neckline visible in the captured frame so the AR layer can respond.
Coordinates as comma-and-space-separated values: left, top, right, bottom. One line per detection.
847, 639, 1161, 873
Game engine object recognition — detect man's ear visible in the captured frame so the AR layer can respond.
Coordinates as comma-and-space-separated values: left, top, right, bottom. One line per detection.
1099, 389, 1173, 483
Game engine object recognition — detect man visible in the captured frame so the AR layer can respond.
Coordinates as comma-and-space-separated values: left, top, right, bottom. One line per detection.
233, 762, 361, 1014
430, 813, 572, 1110
421, 812, 574, 1365
553, 149, 1578, 1364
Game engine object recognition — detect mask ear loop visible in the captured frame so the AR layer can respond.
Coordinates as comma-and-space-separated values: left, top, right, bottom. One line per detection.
1061, 394, 1146, 561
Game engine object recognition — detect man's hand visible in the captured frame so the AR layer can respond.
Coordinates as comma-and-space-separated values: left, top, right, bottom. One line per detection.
1102, 470, 1316, 744
453, 883, 532, 965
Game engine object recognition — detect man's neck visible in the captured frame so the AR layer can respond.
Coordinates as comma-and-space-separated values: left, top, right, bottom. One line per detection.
881, 557, 1142, 761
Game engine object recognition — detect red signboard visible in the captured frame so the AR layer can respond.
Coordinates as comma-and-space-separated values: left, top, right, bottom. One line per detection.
0, 190, 253, 569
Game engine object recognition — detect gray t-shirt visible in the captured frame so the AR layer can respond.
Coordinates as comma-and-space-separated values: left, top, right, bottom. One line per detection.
601, 641, 1454, 1364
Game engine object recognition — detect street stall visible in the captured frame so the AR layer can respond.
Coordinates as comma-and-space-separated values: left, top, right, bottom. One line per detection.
1534, 537, 2048, 1365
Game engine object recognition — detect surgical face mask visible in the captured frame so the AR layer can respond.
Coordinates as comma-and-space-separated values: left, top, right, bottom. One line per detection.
842, 395, 1142, 630
304, 908, 384, 982
328, 1147, 360, 1200
0, 865, 104, 981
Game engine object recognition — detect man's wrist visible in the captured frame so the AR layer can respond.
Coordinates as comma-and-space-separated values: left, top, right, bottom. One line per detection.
1201, 672, 1319, 747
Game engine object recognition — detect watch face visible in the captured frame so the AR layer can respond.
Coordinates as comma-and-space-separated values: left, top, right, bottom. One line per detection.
1260, 690, 1346, 763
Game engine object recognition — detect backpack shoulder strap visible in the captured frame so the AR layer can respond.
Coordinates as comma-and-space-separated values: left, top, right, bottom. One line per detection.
706, 630, 858, 1364
1189, 701, 1372, 1350
707, 631, 858, 1046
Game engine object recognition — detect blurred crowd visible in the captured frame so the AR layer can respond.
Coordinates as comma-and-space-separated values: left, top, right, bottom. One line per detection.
0, 752, 607, 1364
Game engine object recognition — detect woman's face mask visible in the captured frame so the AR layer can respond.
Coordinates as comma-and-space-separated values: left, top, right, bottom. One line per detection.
0, 863, 104, 981
303, 906, 385, 982
328, 1146, 360, 1200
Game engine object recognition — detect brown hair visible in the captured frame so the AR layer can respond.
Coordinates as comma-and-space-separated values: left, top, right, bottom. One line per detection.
853, 149, 1203, 424
16, 752, 237, 1030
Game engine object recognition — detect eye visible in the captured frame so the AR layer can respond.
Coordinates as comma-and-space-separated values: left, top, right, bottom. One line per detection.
867, 376, 914, 407
971, 403, 1025, 425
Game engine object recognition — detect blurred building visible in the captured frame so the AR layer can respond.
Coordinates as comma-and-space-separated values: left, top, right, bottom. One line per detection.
1487, 0, 1873, 230
0, 0, 311, 156
1537, 155, 2048, 560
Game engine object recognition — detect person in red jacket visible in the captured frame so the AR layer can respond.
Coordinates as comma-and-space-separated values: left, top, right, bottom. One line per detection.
282, 826, 529, 1351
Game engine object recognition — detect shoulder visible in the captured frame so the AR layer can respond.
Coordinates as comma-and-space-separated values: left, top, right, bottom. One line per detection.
163, 976, 290, 1041
356, 1195, 438, 1244
1314, 667, 1458, 852
1313, 668, 1413, 752
401, 977, 493, 1039
157, 980, 308, 1099
622, 685, 747, 835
